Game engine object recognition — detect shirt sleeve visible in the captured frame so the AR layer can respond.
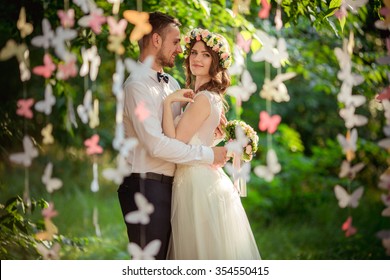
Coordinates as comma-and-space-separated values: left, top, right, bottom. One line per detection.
124, 80, 214, 165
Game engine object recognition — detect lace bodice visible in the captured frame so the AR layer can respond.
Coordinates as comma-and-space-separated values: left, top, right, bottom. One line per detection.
175, 90, 223, 147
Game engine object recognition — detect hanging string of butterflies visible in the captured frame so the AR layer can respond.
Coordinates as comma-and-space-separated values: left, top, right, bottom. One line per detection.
225, 0, 295, 185
374, 0, 390, 256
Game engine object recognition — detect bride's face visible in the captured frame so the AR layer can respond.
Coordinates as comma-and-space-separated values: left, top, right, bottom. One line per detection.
189, 41, 212, 79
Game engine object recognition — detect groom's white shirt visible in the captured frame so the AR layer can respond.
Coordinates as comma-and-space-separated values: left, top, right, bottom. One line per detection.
123, 64, 214, 177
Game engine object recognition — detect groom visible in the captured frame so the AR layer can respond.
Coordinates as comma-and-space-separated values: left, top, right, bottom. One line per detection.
118, 11, 228, 260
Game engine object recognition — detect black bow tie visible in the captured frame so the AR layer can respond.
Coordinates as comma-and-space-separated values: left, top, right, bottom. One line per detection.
157, 72, 169, 83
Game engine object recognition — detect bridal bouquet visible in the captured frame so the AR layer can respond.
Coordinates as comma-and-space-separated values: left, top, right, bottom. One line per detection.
224, 120, 259, 162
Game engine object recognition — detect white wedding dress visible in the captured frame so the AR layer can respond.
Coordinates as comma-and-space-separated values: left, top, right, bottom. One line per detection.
168, 91, 261, 260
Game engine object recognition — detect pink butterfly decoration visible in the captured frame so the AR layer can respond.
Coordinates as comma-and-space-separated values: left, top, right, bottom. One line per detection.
78, 8, 106, 34
376, 86, 390, 101
258, 0, 271, 19
258, 111, 281, 134
56, 57, 78, 80
84, 134, 103, 155
342, 216, 357, 237
17, 98, 34, 119
236, 33, 252, 53
42, 202, 58, 219
107, 16, 127, 36
57, 9, 75, 28
135, 100, 150, 122
33, 53, 56, 78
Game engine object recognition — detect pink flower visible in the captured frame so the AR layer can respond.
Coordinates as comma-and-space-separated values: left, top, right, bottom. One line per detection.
196, 35, 201, 41
245, 145, 252, 154
201, 30, 210, 38
221, 52, 229, 59
184, 36, 191, 44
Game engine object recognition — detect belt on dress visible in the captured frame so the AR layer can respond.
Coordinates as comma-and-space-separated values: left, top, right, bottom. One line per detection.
129, 172, 174, 184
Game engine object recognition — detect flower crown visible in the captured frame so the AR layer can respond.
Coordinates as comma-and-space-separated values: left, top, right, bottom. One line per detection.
183, 28, 232, 69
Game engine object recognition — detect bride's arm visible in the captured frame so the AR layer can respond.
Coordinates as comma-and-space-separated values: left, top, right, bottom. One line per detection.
163, 92, 211, 143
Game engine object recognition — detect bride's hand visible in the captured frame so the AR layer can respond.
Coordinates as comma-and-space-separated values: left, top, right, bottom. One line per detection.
165, 89, 194, 104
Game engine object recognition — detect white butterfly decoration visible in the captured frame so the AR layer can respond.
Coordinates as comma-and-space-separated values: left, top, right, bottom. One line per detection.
9, 135, 38, 167
31, 18, 54, 50
337, 83, 366, 108
337, 128, 358, 156
341, 0, 368, 13
378, 171, 390, 191
73, 0, 96, 14
102, 154, 132, 185
334, 46, 364, 88
128, 239, 161, 260
42, 162, 63, 193
124, 56, 154, 79
339, 106, 368, 129
224, 161, 252, 183
378, 138, 390, 150
259, 72, 296, 102
89, 98, 100, 129
252, 31, 288, 68
77, 90, 92, 124
0, 40, 30, 82
226, 69, 257, 102
338, 160, 365, 180
125, 192, 154, 225
334, 185, 364, 208
41, 123, 54, 145
36, 242, 61, 260
254, 149, 281, 182
228, 46, 245, 76
90, 162, 99, 192
107, 0, 123, 15
51, 26, 77, 61
225, 125, 248, 158
35, 84, 56, 115
112, 58, 125, 98
79, 46, 101, 81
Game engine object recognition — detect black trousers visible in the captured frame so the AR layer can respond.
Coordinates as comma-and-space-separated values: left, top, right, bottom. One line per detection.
117, 176, 172, 260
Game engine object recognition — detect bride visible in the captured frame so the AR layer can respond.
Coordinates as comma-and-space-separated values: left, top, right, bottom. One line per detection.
163, 28, 261, 260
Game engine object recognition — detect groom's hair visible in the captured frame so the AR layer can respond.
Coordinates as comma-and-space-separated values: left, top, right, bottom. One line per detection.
139, 11, 181, 50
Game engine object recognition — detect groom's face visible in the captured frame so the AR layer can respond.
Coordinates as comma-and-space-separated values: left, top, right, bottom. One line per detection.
156, 24, 182, 68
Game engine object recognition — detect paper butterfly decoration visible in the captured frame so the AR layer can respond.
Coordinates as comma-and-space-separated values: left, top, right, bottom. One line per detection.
102, 154, 132, 185
338, 160, 365, 180
135, 100, 150, 123
339, 106, 368, 129
42, 202, 58, 219
124, 56, 154, 79
107, 17, 127, 55
77, 89, 92, 124
123, 10, 152, 42
33, 53, 56, 78
335, 0, 368, 20
17, 7, 33, 38
42, 162, 63, 194
236, 32, 252, 53
73, 0, 94, 14
35, 84, 56, 115
51, 27, 77, 60
31, 18, 54, 50
342, 216, 357, 237
57, 9, 75, 28
234, 0, 251, 15
125, 192, 154, 225
337, 84, 366, 108
41, 123, 54, 145
334, 45, 364, 87
376, 86, 390, 101
84, 134, 103, 155
259, 72, 296, 102
375, 0, 390, 30
274, 7, 283, 30
337, 128, 358, 162
383, 207, 390, 217
0, 40, 30, 81
36, 243, 61, 260
78, 7, 106, 34
93, 206, 101, 237
227, 69, 257, 103
225, 125, 248, 157
89, 99, 100, 129
90, 162, 99, 192
108, 34, 126, 55
128, 239, 161, 260
112, 58, 125, 97
56, 55, 78, 80
80, 46, 101, 81
376, 38, 390, 65
254, 149, 281, 182
258, 0, 271, 19
9, 135, 38, 167
16, 98, 34, 119
225, 161, 252, 183
252, 31, 288, 68
381, 194, 390, 207
258, 111, 281, 134
119, 137, 139, 158
228, 46, 245, 76
107, 0, 123, 15
334, 185, 364, 208
35, 218, 58, 241
107, 16, 127, 36
378, 170, 390, 191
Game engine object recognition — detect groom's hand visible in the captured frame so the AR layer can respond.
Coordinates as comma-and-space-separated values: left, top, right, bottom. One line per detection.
211, 146, 228, 168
